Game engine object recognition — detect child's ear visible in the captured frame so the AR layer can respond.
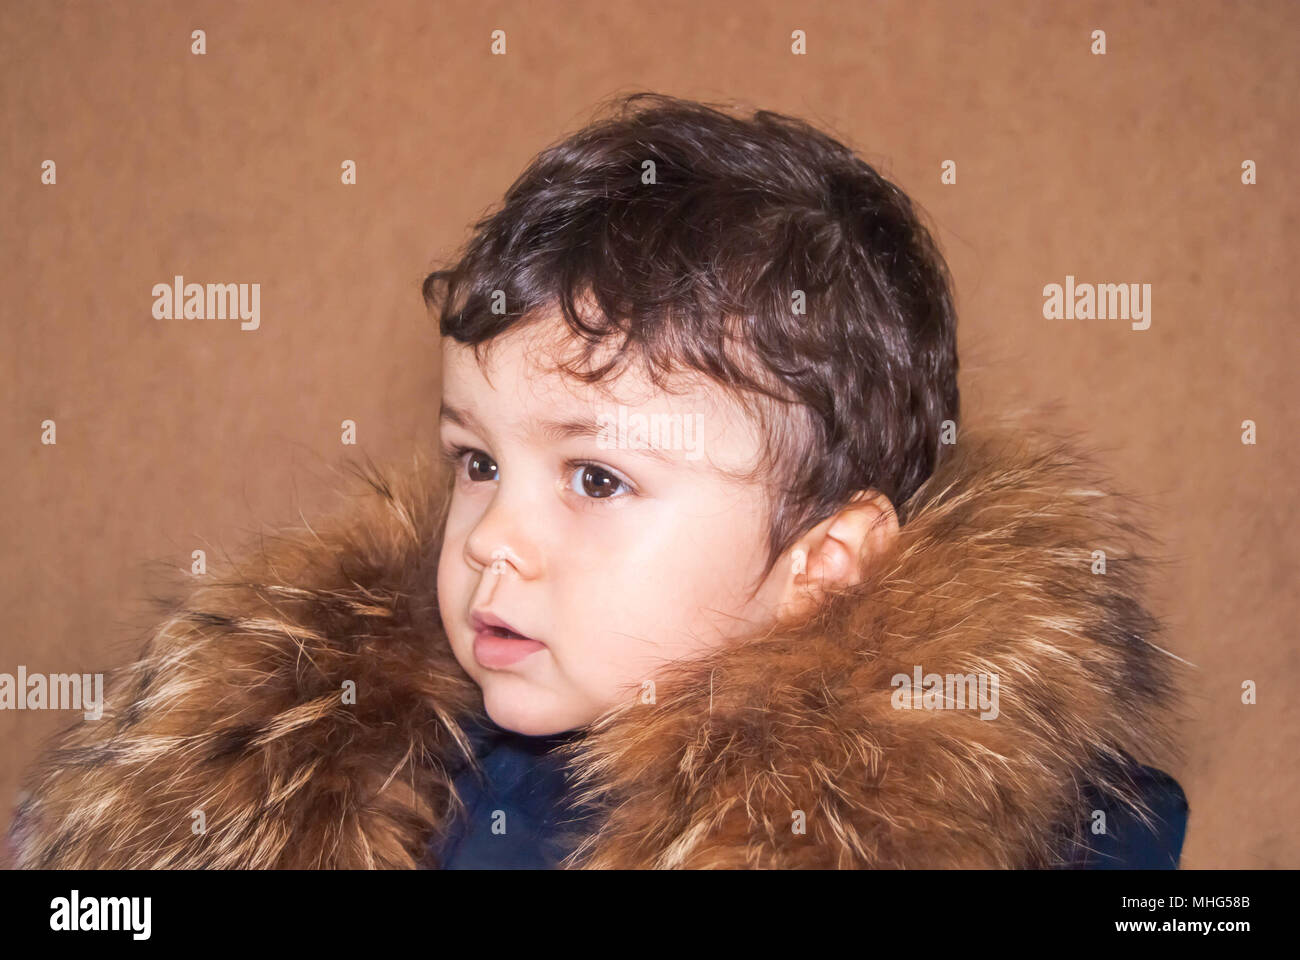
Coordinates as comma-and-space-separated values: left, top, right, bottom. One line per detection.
781, 491, 899, 619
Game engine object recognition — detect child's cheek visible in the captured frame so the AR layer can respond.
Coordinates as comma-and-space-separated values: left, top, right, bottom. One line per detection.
435, 539, 453, 617
435, 531, 472, 644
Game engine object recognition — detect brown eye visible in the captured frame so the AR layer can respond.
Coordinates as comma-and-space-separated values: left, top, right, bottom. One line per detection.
466, 451, 497, 482
569, 463, 628, 499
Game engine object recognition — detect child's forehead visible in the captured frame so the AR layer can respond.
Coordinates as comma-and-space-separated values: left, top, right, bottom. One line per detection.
439, 321, 769, 475
440, 318, 745, 421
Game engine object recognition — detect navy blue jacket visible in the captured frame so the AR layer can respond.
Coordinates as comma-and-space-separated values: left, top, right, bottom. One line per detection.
428, 722, 1188, 870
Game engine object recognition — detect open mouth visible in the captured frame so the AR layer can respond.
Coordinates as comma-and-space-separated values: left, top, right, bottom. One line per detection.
470, 611, 545, 668
483, 624, 528, 640
473, 630, 545, 669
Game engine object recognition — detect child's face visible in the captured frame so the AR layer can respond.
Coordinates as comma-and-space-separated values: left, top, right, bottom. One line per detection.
436, 309, 793, 736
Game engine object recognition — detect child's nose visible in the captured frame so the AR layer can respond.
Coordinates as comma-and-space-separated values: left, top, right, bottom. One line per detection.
464, 500, 539, 579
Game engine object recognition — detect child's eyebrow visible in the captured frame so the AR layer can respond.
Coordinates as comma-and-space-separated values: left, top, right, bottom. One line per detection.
440, 403, 684, 468
438, 403, 484, 434
537, 415, 682, 467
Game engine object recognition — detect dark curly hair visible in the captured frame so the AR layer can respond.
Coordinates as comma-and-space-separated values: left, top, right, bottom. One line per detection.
423, 91, 960, 575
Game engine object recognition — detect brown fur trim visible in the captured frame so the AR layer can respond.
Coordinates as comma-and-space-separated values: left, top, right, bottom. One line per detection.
8, 458, 481, 868
7, 426, 1184, 868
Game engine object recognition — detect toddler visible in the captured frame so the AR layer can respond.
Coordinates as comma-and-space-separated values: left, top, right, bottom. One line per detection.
8, 93, 1187, 869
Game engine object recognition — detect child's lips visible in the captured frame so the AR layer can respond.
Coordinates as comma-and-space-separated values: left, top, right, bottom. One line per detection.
469, 610, 545, 669
472, 628, 546, 669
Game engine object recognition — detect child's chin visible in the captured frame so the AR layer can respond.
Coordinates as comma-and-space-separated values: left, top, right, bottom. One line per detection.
481, 686, 584, 737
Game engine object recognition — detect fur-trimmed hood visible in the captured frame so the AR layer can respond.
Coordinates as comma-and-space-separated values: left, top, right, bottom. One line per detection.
6, 425, 1185, 868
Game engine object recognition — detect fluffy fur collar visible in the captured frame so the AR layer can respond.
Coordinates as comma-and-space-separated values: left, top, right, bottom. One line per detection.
6, 424, 1183, 868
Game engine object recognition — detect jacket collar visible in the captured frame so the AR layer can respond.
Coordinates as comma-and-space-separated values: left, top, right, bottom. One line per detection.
8, 424, 1183, 868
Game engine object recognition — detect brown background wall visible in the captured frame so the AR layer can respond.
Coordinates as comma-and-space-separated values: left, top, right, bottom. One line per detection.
2, 0, 1296, 867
